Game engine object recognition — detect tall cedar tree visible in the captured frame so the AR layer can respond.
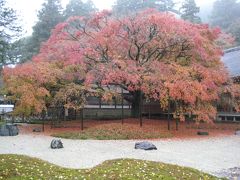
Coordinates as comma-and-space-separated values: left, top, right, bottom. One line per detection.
211, 0, 240, 29
211, 0, 240, 45
157, 0, 175, 12
0, 0, 21, 67
64, 0, 96, 19
27, 0, 63, 61
18, 0, 97, 63
180, 0, 201, 24
112, 0, 175, 16
227, 18, 240, 45
13, 36, 36, 63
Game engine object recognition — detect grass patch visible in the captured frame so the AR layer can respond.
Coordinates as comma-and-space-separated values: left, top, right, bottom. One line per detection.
0, 154, 223, 180
52, 123, 173, 140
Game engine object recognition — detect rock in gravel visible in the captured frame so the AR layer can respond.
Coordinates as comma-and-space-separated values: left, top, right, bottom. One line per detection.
50, 139, 63, 149
235, 131, 240, 136
33, 128, 42, 132
135, 141, 157, 150
216, 167, 240, 179
197, 131, 209, 136
0, 124, 19, 136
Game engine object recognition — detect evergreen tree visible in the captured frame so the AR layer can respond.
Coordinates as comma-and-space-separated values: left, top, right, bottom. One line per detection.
211, 0, 240, 29
180, 0, 201, 23
227, 18, 240, 45
113, 0, 151, 16
157, 0, 175, 12
0, 0, 21, 67
210, 0, 240, 45
28, 0, 63, 61
12, 37, 36, 63
112, 0, 176, 16
64, 0, 96, 19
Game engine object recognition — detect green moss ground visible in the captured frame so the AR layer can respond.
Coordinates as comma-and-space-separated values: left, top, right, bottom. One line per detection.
52, 124, 172, 140
0, 154, 224, 180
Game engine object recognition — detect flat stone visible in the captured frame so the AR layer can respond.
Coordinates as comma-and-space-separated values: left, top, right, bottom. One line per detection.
216, 167, 240, 179
50, 139, 63, 149
33, 128, 42, 132
135, 141, 157, 150
0, 124, 19, 136
235, 131, 240, 136
197, 131, 209, 136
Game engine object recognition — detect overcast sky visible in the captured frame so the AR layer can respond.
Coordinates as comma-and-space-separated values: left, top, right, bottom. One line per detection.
6, 0, 215, 36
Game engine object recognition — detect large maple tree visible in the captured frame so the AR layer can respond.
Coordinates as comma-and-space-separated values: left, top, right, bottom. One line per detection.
4, 9, 239, 122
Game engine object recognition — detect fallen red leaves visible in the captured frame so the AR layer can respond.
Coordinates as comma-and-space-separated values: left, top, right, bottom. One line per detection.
18, 118, 239, 140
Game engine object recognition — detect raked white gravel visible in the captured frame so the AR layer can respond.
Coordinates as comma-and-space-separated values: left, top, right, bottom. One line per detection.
0, 134, 239, 176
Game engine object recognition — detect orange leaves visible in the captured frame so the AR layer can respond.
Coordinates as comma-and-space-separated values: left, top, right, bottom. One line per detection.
3, 61, 63, 116
4, 61, 62, 86
4, 77, 50, 116
4, 9, 236, 123
53, 83, 87, 110
3, 59, 89, 116
101, 90, 118, 103
222, 83, 240, 112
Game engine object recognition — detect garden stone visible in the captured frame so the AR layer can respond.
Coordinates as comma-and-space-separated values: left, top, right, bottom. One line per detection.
0, 124, 19, 136
197, 131, 209, 136
216, 167, 240, 180
51, 139, 63, 149
135, 141, 157, 150
33, 128, 42, 132
235, 131, 240, 136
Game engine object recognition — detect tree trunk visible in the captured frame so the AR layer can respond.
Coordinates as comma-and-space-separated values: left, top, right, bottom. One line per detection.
131, 91, 141, 118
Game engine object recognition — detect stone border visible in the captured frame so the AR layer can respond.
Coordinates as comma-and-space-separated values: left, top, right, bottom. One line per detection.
224, 46, 240, 54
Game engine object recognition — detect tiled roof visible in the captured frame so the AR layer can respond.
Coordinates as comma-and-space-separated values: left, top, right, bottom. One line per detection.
222, 48, 240, 77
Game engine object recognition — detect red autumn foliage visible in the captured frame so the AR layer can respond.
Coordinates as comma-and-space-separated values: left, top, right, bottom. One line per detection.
3, 9, 239, 122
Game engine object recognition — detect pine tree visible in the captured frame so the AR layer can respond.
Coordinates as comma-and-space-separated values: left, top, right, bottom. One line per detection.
112, 0, 176, 16
0, 0, 21, 67
210, 0, 240, 44
227, 18, 240, 45
180, 0, 201, 23
211, 0, 240, 29
157, 0, 175, 12
64, 0, 96, 19
29, 0, 63, 60
12, 37, 36, 63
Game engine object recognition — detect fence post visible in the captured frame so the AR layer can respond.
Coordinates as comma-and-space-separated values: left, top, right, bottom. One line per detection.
121, 88, 124, 125
139, 91, 143, 127
176, 112, 180, 131
81, 109, 84, 130
168, 100, 170, 131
